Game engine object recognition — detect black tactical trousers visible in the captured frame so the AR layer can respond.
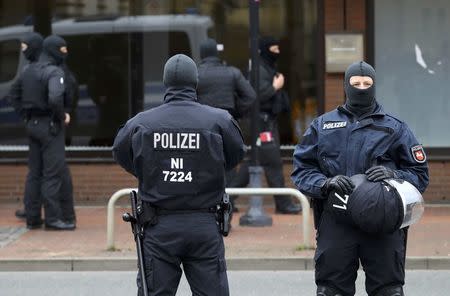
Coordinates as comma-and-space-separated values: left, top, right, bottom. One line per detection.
137, 213, 229, 296
228, 116, 294, 209
24, 116, 74, 224
314, 211, 406, 296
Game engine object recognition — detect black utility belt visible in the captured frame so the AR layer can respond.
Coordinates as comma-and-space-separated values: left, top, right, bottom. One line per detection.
138, 202, 217, 226
156, 207, 217, 216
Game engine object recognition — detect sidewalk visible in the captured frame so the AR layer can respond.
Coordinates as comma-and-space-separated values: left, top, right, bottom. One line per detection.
0, 203, 449, 271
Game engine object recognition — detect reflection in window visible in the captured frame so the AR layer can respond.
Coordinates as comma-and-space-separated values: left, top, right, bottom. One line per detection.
0, 39, 20, 82
64, 33, 130, 146
204, 0, 318, 144
375, 0, 450, 147
143, 32, 191, 110
0, 39, 22, 144
0, 0, 319, 148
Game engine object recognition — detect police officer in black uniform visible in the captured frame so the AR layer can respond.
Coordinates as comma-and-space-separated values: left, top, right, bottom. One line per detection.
8, 34, 75, 230
113, 54, 244, 296
291, 61, 429, 296
8, 32, 43, 220
197, 38, 255, 119
197, 38, 256, 211
257, 36, 301, 214
11, 34, 77, 225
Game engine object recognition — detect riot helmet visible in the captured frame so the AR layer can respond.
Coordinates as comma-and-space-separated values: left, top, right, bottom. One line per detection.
327, 174, 424, 234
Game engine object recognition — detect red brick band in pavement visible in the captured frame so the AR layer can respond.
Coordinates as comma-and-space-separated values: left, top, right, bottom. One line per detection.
0, 204, 449, 260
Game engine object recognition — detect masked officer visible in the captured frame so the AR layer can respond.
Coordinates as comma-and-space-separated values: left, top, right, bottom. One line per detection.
197, 38, 255, 119
8, 32, 43, 220
113, 54, 244, 296
256, 36, 301, 214
7, 34, 75, 230
197, 38, 256, 211
11, 34, 77, 226
291, 61, 429, 296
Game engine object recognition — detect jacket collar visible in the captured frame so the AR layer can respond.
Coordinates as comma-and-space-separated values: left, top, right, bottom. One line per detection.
38, 52, 58, 66
338, 102, 385, 120
200, 56, 222, 65
163, 86, 197, 103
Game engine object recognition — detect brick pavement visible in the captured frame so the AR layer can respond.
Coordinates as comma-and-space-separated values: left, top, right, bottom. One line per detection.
0, 203, 448, 260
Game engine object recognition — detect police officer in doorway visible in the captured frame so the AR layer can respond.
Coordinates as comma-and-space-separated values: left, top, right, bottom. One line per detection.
256, 36, 301, 214
197, 38, 256, 211
113, 54, 245, 295
291, 61, 429, 296
7, 34, 76, 230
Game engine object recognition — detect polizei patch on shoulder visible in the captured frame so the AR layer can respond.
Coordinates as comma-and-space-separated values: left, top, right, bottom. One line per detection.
411, 145, 426, 163
322, 121, 347, 130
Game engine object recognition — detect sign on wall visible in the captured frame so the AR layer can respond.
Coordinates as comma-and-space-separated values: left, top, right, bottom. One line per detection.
325, 33, 364, 73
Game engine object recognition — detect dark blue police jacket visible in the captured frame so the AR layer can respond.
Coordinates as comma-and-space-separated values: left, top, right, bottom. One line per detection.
291, 103, 429, 199
113, 87, 245, 210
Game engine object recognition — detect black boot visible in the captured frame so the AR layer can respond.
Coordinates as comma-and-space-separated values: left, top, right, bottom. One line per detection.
63, 216, 77, 227
317, 285, 344, 296
26, 216, 43, 229
45, 220, 76, 231
275, 195, 302, 214
15, 209, 26, 219
374, 286, 404, 296
26, 221, 43, 230
275, 203, 302, 214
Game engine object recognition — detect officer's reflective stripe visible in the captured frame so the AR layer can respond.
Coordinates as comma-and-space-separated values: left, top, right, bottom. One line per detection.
153, 132, 200, 150
323, 121, 347, 130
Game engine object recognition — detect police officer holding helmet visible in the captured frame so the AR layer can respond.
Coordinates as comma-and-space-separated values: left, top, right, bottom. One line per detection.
291, 61, 429, 296
113, 54, 245, 295
7, 34, 75, 230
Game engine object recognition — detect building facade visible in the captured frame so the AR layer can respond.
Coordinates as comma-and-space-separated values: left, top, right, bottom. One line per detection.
0, 0, 448, 203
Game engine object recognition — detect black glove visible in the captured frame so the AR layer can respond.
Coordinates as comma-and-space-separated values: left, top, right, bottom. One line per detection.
365, 166, 397, 182
321, 175, 355, 196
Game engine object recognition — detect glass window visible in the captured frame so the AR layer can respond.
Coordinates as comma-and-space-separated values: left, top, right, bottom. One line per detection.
142, 31, 191, 110
64, 33, 130, 146
202, 0, 319, 144
0, 39, 22, 144
0, 0, 319, 148
375, 0, 450, 147
0, 39, 20, 82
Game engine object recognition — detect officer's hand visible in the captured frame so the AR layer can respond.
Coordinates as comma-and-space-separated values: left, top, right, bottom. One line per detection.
365, 166, 397, 182
64, 113, 71, 125
272, 73, 285, 90
321, 175, 355, 196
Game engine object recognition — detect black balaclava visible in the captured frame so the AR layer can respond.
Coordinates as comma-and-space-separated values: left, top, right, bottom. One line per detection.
21, 32, 43, 62
344, 61, 376, 116
259, 36, 280, 66
163, 54, 198, 89
200, 38, 218, 59
43, 35, 68, 65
